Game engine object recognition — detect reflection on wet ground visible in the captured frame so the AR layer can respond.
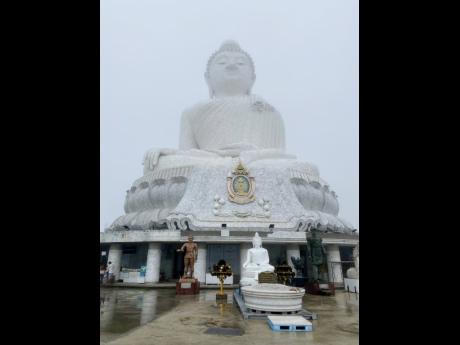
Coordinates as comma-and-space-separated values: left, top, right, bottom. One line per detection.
100, 287, 358, 344
100, 288, 178, 342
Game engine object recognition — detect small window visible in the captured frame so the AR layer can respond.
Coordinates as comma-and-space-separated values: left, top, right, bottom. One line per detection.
221, 224, 227, 228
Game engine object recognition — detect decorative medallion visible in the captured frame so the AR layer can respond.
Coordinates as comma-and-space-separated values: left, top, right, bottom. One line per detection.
227, 161, 256, 204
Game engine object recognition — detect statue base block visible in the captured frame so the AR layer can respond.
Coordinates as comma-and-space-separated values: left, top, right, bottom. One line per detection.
306, 282, 334, 296
176, 278, 200, 295
216, 293, 227, 303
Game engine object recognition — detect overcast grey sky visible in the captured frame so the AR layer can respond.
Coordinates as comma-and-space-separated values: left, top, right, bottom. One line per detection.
100, 0, 359, 232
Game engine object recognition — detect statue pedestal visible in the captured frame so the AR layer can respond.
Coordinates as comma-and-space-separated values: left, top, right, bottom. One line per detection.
306, 282, 334, 296
176, 278, 200, 295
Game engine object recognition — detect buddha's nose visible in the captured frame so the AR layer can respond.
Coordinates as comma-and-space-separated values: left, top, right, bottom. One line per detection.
226, 63, 238, 71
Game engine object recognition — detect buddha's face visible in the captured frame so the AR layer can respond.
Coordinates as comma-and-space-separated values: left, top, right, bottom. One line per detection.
206, 51, 255, 97
252, 238, 262, 248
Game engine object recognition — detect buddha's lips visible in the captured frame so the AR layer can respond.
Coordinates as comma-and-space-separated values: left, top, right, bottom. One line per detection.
224, 69, 240, 75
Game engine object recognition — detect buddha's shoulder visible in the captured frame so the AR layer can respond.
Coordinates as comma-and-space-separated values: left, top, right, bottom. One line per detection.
249, 95, 281, 113
180, 100, 209, 121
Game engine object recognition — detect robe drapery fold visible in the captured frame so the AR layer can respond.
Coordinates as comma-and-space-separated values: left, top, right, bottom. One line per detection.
179, 95, 286, 151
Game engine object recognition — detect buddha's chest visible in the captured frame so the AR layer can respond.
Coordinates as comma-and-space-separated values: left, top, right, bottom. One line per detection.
251, 249, 268, 262
191, 107, 272, 149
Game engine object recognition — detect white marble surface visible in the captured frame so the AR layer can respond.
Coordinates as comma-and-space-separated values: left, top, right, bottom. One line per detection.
240, 233, 274, 286
100, 230, 358, 246
241, 283, 305, 312
108, 40, 354, 234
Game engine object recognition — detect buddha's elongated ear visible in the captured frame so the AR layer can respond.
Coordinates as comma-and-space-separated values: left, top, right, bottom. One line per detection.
247, 73, 256, 95
204, 71, 214, 98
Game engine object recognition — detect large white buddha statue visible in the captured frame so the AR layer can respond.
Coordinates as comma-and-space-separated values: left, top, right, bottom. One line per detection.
143, 40, 290, 174
240, 232, 275, 286
110, 40, 353, 234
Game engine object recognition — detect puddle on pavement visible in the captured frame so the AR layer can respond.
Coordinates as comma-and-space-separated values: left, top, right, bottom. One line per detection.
100, 288, 358, 342
100, 288, 180, 342
100, 288, 237, 342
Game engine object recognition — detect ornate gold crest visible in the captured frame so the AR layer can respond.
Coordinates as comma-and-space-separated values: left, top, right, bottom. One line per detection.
227, 161, 255, 204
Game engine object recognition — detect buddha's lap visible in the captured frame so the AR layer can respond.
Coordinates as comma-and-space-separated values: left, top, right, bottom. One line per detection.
244, 264, 274, 271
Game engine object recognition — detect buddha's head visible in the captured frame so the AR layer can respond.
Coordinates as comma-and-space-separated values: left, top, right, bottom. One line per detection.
252, 232, 262, 248
188, 235, 193, 242
205, 40, 256, 98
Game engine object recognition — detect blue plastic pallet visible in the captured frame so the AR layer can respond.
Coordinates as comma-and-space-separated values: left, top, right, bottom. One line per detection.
267, 316, 313, 332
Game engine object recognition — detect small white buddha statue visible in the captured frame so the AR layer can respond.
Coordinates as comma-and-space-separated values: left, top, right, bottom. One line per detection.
240, 232, 275, 286
142, 40, 293, 174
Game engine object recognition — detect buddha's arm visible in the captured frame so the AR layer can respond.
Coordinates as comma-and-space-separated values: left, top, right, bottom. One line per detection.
143, 111, 201, 174
243, 251, 252, 268
142, 147, 177, 174
274, 113, 286, 150
179, 110, 198, 150
239, 148, 296, 164
261, 252, 270, 265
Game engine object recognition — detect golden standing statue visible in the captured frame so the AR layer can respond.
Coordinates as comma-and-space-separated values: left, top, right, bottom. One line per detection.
177, 235, 198, 278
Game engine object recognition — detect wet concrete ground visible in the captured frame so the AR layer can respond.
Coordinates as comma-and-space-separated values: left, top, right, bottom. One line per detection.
100, 287, 358, 345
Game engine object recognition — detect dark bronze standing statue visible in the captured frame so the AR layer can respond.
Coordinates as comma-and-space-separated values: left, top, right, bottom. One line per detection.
307, 229, 327, 283
306, 228, 333, 295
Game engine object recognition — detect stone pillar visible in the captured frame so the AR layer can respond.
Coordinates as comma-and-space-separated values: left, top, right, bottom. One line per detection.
286, 244, 301, 276
145, 243, 161, 283
240, 242, 252, 277
194, 243, 207, 283
353, 244, 359, 276
107, 243, 122, 280
327, 244, 343, 285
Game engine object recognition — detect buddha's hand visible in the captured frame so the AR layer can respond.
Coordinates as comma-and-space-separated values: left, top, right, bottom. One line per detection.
142, 148, 177, 171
